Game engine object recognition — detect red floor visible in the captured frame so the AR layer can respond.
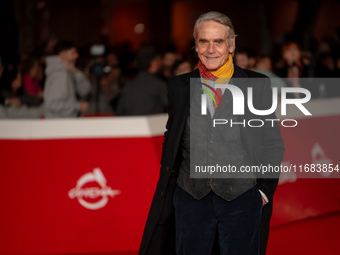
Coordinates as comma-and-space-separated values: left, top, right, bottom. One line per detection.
111, 212, 340, 255
267, 212, 340, 255
36, 213, 340, 255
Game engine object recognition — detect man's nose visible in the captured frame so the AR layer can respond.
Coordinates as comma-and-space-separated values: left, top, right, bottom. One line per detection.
207, 43, 215, 54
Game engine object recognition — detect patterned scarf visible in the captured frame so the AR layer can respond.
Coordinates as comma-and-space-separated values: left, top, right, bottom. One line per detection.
198, 53, 234, 84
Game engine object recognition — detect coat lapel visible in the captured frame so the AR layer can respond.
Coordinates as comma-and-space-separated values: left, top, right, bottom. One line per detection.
169, 69, 200, 169
178, 68, 200, 116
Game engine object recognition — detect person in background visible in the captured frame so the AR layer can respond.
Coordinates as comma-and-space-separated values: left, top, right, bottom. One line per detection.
44, 41, 90, 118
0, 67, 23, 108
21, 55, 44, 100
106, 52, 120, 67
234, 49, 249, 69
277, 41, 313, 78
0, 66, 42, 108
170, 59, 192, 77
106, 65, 122, 112
116, 46, 167, 116
247, 49, 256, 70
87, 65, 121, 114
161, 50, 180, 81
255, 55, 286, 92
314, 52, 340, 97
234, 49, 255, 71
276, 41, 316, 98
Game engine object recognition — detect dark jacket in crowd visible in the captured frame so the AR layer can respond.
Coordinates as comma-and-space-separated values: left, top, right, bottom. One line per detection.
116, 71, 168, 116
0, 85, 42, 107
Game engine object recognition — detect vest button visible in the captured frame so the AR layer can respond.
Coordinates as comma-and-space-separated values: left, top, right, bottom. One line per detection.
160, 191, 164, 197
166, 166, 170, 172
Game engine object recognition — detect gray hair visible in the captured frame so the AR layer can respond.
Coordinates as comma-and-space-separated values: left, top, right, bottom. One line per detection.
193, 11, 236, 49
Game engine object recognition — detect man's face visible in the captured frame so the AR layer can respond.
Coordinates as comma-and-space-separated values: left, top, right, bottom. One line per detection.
195, 20, 235, 71
60, 47, 79, 64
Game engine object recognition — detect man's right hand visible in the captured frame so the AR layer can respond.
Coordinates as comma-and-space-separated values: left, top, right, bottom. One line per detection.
79, 101, 89, 113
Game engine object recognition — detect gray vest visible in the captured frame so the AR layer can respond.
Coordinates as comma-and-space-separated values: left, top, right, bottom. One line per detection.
176, 82, 256, 201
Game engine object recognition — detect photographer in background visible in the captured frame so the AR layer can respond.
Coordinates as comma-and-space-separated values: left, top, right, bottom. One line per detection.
44, 41, 90, 118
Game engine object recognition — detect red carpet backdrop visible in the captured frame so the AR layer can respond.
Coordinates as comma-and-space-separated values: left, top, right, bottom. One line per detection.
0, 98, 340, 255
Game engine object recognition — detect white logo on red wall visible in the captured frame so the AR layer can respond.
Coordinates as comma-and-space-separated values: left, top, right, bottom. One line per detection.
311, 143, 332, 177
68, 168, 121, 210
279, 161, 297, 185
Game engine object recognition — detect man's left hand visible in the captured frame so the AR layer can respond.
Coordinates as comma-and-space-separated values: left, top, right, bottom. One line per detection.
261, 194, 266, 206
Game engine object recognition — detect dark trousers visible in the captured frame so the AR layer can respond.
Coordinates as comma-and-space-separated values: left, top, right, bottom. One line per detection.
260, 201, 272, 255
173, 184, 263, 255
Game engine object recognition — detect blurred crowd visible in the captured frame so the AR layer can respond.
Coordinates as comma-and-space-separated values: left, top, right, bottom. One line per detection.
1, 35, 340, 119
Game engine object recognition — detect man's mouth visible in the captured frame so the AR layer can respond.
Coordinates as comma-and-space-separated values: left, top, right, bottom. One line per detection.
205, 56, 219, 60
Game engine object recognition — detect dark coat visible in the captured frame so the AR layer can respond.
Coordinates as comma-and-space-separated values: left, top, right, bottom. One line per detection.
138, 66, 285, 255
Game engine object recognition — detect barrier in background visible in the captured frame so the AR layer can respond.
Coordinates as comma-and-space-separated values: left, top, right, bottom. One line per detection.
0, 98, 340, 255
0, 115, 167, 255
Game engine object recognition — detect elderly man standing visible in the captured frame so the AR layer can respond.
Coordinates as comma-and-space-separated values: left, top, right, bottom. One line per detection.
139, 11, 284, 255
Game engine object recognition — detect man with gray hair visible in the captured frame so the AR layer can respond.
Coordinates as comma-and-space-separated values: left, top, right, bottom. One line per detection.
139, 11, 284, 255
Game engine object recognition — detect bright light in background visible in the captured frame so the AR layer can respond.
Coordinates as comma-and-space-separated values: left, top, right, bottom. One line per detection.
134, 23, 145, 34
